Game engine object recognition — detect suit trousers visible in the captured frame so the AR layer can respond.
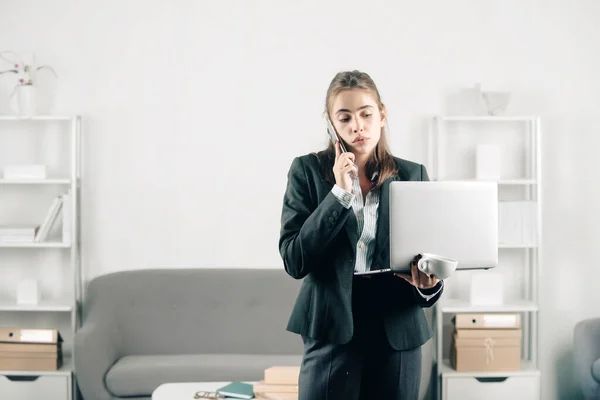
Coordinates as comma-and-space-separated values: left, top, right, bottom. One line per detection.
298, 275, 422, 400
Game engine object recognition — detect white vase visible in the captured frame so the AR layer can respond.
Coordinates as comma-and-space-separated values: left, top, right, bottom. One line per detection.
10, 84, 37, 118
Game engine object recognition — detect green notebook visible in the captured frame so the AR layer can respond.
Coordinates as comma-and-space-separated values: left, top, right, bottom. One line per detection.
216, 381, 254, 399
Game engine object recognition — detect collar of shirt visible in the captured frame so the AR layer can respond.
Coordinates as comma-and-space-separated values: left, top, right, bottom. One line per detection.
370, 171, 379, 187
351, 171, 379, 191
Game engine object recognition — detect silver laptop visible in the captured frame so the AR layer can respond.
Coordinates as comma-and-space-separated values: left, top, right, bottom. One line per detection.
356, 181, 498, 276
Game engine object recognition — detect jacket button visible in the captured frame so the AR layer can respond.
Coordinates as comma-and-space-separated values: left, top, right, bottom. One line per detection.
333, 211, 339, 217
328, 217, 335, 222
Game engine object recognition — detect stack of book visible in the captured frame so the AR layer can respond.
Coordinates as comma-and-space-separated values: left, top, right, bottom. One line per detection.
0, 225, 38, 244
253, 366, 300, 400
451, 313, 522, 372
0, 328, 63, 371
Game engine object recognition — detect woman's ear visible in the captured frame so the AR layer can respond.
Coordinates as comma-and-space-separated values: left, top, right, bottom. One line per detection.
380, 103, 387, 125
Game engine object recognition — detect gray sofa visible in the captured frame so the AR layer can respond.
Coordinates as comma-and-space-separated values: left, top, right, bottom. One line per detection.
74, 268, 434, 399
574, 317, 600, 399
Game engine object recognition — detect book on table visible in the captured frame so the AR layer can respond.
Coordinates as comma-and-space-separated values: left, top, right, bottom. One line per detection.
216, 381, 254, 399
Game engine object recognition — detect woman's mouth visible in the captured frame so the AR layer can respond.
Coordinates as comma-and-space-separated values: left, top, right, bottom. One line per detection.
353, 136, 368, 144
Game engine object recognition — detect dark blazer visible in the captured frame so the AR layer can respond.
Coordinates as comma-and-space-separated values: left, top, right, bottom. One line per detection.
279, 151, 443, 351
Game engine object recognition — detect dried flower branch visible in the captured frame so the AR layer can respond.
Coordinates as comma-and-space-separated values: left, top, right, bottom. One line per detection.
36, 64, 58, 79
0, 51, 23, 68
0, 51, 57, 87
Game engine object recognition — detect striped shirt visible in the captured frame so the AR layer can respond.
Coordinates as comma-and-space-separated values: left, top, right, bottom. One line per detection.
332, 173, 443, 300
331, 173, 380, 274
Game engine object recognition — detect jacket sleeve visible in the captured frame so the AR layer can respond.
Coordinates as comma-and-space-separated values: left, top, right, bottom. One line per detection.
410, 280, 444, 307
279, 157, 353, 279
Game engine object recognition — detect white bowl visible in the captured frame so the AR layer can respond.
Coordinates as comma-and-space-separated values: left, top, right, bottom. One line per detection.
482, 91, 511, 116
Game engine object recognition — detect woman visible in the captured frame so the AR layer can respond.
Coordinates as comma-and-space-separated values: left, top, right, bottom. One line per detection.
279, 70, 444, 400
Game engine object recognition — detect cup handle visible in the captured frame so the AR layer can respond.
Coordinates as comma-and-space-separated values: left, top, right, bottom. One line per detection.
417, 256, 430, 275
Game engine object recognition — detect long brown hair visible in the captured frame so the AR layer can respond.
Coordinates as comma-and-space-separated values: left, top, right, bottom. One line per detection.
317, 70, 397, 190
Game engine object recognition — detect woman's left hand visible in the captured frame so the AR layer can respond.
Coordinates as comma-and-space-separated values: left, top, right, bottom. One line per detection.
394, 255, 440, 289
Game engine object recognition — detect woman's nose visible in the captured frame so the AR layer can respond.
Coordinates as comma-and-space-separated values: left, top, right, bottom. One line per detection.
353, 121, 364, 132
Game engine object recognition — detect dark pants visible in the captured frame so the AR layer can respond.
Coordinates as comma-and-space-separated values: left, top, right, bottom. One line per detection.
298, 276, 422, 400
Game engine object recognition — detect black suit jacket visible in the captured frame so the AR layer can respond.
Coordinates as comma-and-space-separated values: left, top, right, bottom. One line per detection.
279, 152, 443, 351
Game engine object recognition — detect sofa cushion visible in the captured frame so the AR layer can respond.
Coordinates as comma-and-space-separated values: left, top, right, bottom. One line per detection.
92, 269, 304, 356
105, 353, 303, 397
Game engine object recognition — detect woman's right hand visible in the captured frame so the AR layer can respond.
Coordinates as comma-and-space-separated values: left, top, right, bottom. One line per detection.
333, 141, 357, 193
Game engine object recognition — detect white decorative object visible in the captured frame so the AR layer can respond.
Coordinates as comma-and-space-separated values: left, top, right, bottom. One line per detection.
17, 279, 40, 305
455, 83, 488, 115
475, 144, 502, 180
470, 271, 504, 306
482, 91, 511, 116
11, 84, 37, 118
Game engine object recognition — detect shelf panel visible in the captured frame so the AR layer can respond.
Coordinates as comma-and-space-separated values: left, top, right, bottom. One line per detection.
434, 178, 537, 185
0, 357, 73, 376
0, 242, 71, 248
436, 116, 537, 122
0, 115, 74, 121
499, 243, 538, 249
0, 178, 71, 185
0, 299, 73, 312
438, 299, 539, 313
496, 179, 537, 185
439, 359, 540, 377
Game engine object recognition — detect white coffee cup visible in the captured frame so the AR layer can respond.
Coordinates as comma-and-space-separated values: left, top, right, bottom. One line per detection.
417, 253, 458, 280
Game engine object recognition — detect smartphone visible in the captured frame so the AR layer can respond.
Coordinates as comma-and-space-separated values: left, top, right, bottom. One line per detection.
326, 118, 357, 175
326, 118, 348, 153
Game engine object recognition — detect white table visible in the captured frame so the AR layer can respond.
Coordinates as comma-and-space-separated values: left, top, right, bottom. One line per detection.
152, 381, 256, 400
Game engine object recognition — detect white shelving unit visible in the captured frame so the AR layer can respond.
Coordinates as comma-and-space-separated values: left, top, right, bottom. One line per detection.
0, 115, 82, 400
428, 115, 542, 400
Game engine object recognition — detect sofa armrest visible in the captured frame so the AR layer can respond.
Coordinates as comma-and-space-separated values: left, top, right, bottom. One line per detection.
574, 318, 600, 399
74, 321, 121, 400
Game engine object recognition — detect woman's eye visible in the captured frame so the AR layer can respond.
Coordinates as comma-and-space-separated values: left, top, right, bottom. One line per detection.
339, 118, 350, 123
364, 114, 372, 118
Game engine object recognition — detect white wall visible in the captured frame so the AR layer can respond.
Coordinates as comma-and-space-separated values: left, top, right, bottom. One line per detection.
1, 0, 599, 398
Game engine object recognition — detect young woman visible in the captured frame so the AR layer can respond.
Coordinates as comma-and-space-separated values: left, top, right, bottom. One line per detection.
279, 70, 444, 400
